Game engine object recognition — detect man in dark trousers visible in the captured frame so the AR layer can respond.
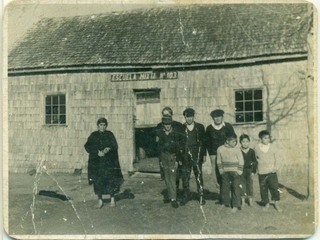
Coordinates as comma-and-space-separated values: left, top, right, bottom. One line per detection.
156, 107, 184, 190
155, 115, 185, 208
205, 109, 235, 203
181, 108, 206, 206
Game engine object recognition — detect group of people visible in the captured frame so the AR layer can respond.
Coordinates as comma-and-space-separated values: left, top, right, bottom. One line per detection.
155, 107, 282, 212
84, 107, 282, 213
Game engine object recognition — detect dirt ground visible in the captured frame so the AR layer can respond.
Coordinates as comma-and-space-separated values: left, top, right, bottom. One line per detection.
6, 170, 317, 238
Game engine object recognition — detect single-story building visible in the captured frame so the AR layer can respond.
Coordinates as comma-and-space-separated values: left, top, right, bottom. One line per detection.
7, 3, 312, 175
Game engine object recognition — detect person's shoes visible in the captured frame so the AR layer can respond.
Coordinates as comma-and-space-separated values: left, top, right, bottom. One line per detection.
171, 200, 179, 208
274, 201, 283, 212
97, 199, 103, 209
248, 198, 253, 206
263, 203, 270, 211
110, 197, 116, 207
224, 204, 230, 208
231, 207, 238, 213
199, 196, 206, 205
180, 190, 190, 206
180, 196, 188, 206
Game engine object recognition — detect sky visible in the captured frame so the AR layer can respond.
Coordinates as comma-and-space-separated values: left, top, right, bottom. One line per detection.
5, 1, 160, 50
5, 0, 316, 51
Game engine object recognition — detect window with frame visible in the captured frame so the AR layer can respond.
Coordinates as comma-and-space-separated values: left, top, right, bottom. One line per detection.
235, 89, 263, 123
45, 94, 66, 125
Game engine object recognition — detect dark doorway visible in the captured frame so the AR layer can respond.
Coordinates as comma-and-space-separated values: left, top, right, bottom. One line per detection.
133, 89, 161, 173
135, 127, 158, 159
133, 127, 160, 173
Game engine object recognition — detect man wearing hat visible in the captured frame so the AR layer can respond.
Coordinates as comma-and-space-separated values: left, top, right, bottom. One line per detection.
156, 107, 184, 189
155, 115, 185, 208
205, 109, 235, 202
181, 108, 206, 206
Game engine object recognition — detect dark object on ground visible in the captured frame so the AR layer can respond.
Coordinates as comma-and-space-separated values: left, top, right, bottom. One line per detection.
171, 200, 179, 208
73, 168, 82, 175
114, 189, 135, 201
38, 190, 72, 201
28, 169, 36, 176
163, 198, 171, 204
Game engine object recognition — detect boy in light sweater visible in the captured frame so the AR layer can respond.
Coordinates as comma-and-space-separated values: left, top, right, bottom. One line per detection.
217, 132, 244, 213
255, 130, 282, 212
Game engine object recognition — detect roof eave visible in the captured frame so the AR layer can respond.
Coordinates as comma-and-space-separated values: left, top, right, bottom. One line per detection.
8, 53, 308, 77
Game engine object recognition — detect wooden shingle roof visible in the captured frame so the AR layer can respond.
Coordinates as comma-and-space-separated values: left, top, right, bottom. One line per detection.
8, 4, 309, 72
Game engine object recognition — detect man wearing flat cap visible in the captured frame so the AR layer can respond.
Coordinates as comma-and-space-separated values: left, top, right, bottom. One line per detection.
155, 115, 185, 208
156, 107, 184, 189
181, 108, 206, 206
205, 109, 235, 203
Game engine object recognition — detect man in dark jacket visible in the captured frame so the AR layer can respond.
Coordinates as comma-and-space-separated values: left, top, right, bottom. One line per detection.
156, 107, 184, 186
181, 108, 206, 206
155, 115, 185, 208
205, 109, 235, 202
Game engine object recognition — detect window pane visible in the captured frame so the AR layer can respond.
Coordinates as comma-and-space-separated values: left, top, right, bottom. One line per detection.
60, 106, 66, 114
236, 113, 245, 123
52, 115, 59, 124
45, 115, 51, 124
245, 102, 253, 111
45, 96, 51, 105
245, 112, 254, 122
46, 106, 52, 114
52, 106, 59, 114
52, 96, 59, 104
136, 91, 160, 103
59, 95, 66, 104
144, 92, 158, 99
235, 91, 243, 101
254, 111, 263, 121
235, 102, 243, 111
244, 90, 253, 100
254, 90, 262, 100
254, 101, 263, 111
60, 115, 66, 124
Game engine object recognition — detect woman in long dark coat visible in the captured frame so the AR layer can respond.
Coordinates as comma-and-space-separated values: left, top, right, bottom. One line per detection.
84, 117, 123, 208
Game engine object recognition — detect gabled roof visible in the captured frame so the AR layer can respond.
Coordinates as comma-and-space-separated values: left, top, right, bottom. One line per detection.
8, 4, 309, 72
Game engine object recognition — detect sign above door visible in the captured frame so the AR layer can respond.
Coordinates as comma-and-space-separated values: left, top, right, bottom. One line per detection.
111, 71, 178, 82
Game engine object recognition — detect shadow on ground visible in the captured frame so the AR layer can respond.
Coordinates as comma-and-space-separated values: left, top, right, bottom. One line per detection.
279, 183, 306, 201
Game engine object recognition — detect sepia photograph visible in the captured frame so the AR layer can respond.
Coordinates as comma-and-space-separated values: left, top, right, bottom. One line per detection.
2, 0, 318, 239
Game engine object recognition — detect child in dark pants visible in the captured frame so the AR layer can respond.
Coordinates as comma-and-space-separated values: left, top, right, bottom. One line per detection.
217, 133, 244, 213
255, 130, 282, 212
239, 134, 257, 207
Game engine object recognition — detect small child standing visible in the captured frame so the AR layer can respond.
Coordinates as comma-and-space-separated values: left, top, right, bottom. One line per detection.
217, 132, 244, 213
255, 130, 282, 212
239, 134, 257, 207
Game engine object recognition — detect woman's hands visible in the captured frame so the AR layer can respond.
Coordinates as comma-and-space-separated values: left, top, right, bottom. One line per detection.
98, 147, 111, 157
103, 147, 111, 154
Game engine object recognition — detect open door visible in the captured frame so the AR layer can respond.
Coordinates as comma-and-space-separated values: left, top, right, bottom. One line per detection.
133, 89, 161, 173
